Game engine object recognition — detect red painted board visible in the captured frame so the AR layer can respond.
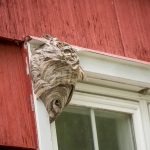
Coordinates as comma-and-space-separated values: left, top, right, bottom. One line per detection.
0, 0, 150, 61
0, 41, 37, 149
0, 0, 124, 55
114, 0, 150, 61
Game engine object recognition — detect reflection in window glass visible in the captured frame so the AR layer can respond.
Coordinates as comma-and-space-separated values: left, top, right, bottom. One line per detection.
56, 106, 136, 150
95, 110, 136, 150
56, 107, 94, 150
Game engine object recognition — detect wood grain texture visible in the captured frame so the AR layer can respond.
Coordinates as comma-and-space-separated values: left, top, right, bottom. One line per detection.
0, 42, 37, 149
114, 0, 150, 61
0, 0, 124, 55
0, 0, 150, 61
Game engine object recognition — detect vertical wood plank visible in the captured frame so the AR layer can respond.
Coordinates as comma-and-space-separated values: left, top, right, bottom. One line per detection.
114, 0, 150, 61
0, 42, 37, 149
0, 0, 150, 61
0, 0, 124, 55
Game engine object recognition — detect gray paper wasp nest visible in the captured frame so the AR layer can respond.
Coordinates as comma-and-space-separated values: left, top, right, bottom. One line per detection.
30, 36, 84, 123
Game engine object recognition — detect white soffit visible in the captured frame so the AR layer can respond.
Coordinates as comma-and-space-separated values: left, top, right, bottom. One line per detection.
27, 36, 150, 90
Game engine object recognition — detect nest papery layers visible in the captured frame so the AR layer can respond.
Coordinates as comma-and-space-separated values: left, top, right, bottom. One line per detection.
30, 36, 84, 122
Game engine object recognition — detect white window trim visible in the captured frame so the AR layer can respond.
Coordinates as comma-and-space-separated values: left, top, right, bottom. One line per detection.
26, 37, 150, 150
51, 92, 147, 150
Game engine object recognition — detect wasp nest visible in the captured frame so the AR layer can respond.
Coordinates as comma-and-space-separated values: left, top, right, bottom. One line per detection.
30, 35, 84, 123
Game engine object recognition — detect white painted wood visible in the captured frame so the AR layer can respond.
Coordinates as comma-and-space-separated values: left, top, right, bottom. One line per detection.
84, 75, 143, 93
76, 83, 150, 101
139, 100, 150, 150
132, 108, 147, 150
148, 103, 150, 116
34, 97, 53, 150
77, 50, 150, 88
72, 92, 139, 113
27, 43, 54, 150
50, 122, 59, 150
90, 109, 99, 150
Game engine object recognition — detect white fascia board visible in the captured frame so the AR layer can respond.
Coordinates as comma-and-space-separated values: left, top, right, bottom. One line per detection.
77, 49, 150, 88
26, 36, 150, 89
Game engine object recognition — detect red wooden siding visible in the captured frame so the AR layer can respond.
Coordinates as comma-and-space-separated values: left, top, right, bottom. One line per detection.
0, 41, 37, 149
114, 0, 150, 61
0, 0, 150, 61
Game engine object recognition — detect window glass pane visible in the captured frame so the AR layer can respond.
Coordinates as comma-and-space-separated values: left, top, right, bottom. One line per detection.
56, 106, 94, 150
95, 110, 136, 150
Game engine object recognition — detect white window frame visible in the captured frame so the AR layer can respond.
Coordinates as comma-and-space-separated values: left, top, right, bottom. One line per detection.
51, 92, 147, 150
26, 36, 150, 150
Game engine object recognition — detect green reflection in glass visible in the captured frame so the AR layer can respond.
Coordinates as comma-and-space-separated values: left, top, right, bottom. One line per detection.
56, 106, 94, 150
95, 110, 136, 150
